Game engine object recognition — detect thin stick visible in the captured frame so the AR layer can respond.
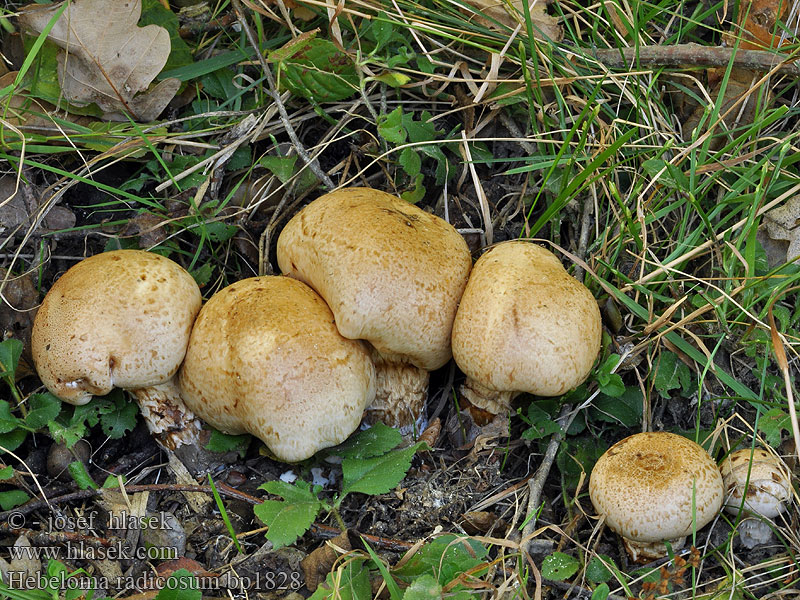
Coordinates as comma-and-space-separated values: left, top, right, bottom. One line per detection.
230, 0, 335, 189
592, 44, 800, 76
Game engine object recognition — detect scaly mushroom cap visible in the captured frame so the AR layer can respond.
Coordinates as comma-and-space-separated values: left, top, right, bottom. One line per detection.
31, 250, 202, 405
178, 276, 376, 462
721, 448, 791, 518
589, 432, 724, 547
276, 187, 472, 371
451, 241, 601, 412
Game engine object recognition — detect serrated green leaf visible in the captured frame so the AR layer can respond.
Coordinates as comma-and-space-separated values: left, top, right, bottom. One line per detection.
0, 490, 29, 511
542, 552, 580, 581
154, 569, 201, 600
329, 422, 402, 459
759, 408, 791, 447
309, 559, 371, 600
274, 38, 357, 102
68, 461, 98, 490
399, 148, 421, 177
341, 443, 422, 497
521, 403, 562, 441
653, 351, 692, 399
0, 339, 22, 381
199, 221, 238, 243
585, 555, 616, 583
99, 391, 138, 439
190, 262, 213, 287
395, 535, 488, 585
402, 575, 441, 600
25, 393, 62, 429
372, 18, 393, 50
378, 107, 407, 144
205, 429, 251, 457
0, 401, 22, 434
254, 480, 322, 548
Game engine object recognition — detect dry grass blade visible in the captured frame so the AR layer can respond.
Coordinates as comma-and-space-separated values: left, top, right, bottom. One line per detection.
767, 286, 800, 459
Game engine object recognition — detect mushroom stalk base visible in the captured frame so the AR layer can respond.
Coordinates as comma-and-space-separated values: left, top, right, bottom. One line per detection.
133, 379, 202, 450
459, 378, 516, 418
622, 536, 686, 563
363, 351, 428, 434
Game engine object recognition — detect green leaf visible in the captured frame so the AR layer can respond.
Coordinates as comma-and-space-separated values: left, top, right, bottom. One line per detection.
273, 38, 358, 102
520, 403, 562, 441
200, 221, 238, 243
641, 159, 689, 191
399, 148, 421, 177
402, 575, 442, 600
400, 174, 426, 204
99, 391, 138, 438
68, 461, 98, 490
378, 107, 407, 144
0, 401, 22, 434
0, 339, 22, 382
329, 422, 402, 459
653, 351, 692, 399
0, 428, 27, 454
205, 429, 251, 457
591, 583, 610, 600
309, 559, 371, 600
190, 262, 213, 287
154, 569, 201, 600
227, 146, 252, 172
759, 408, 791, 447
341, 442, 423, 497
589, 388, 643, 427
402, 111, 441, 144
25, 393, 62, 429
0, 490, 29, 510
394, 535, 488, 585
541, 552, 580, 581
260, 155, 298, 183
372, 18, 394, 50
585, 555, 616, 584
372, 72, 411, 87
0, 466, 13, 480
254, 480, 323, 549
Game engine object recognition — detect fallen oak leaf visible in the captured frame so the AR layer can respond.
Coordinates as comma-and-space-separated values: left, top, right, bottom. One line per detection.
18, 0, 180, 122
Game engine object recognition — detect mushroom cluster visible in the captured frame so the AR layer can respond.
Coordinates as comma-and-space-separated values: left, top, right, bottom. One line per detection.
30, 187, 604, 462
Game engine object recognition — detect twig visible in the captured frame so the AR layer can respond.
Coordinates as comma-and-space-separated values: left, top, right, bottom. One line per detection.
592, 44, 800, 75
230, 0, 335, 190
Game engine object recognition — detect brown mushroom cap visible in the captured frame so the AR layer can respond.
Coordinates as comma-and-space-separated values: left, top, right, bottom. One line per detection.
31, 250, 201, 405
589, 432, 724, 548
277, 187, 472, 370
451, 241, 601, 412
721, 448, 791, 518
178, 276, 376, 462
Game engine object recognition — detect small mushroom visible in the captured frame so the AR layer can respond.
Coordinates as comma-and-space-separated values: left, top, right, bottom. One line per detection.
31, 250, 202, 449
721, 448, 792, 548
178, 276, 376, 462
451, 241, 601, 419
589, 432, 724, 562
276, 188, 472, 432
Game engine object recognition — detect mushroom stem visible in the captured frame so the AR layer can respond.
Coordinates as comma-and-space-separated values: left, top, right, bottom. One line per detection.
622, 536, 686, 563
363, 349, 428, 433
132, 379, 201, 450
459, 378, 516, 418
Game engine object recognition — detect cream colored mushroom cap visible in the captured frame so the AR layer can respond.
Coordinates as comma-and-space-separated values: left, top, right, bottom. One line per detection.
721, 448, 791, 518
31, 250, 202, 405
276, 187, 472, 370
451, 241, 601, 397
589, 432, 724, 543
178, 276, 376, 462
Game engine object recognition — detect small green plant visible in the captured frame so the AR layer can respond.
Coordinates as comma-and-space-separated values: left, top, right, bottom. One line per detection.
309, 534, 489, 600
154, 569, 201, 600
0, 559, 94, 600
254, 423, 426, 548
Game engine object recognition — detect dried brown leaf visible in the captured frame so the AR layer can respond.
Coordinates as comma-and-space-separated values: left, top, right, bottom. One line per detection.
18, 0, 179, 121
467, 0, 562, 40
763, 195, 800, 263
